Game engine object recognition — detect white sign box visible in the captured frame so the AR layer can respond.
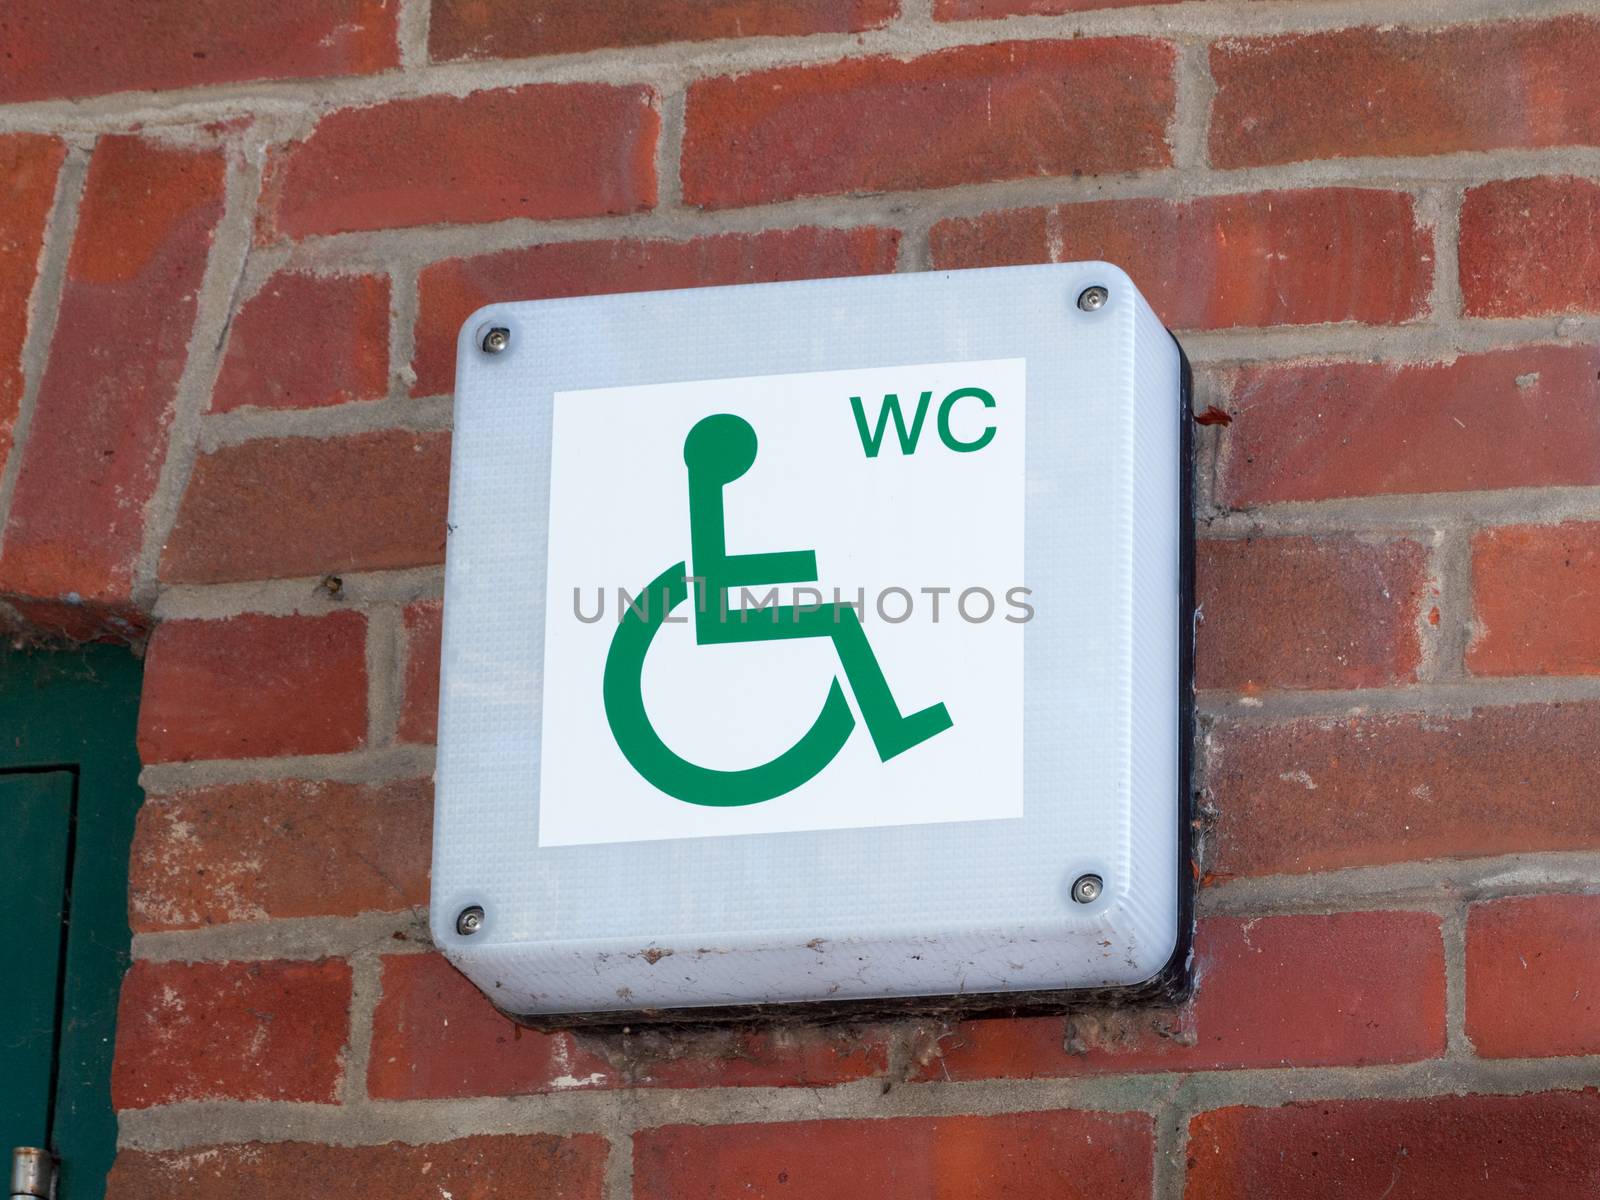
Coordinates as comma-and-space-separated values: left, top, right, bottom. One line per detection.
431, 262, 1189, 1020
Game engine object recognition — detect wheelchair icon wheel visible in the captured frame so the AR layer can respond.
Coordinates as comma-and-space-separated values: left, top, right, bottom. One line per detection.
602, 562, 856, 807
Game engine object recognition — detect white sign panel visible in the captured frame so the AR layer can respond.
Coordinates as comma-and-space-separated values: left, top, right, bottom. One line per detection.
431, 262, 1187, 1020
538, 359, 1026, 847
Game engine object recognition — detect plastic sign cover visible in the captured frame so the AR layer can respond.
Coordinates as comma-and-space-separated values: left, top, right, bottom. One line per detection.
432, 263, 1186, 1018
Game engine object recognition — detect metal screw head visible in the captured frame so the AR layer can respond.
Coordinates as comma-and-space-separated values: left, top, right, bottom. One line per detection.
1077, 286, 1109, 312
1071, 874, 1104, 904
456, 905, 485, 935
481, 326, 510, 355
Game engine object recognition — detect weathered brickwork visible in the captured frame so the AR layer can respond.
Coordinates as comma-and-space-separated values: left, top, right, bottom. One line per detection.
0, 2, 1596, 1197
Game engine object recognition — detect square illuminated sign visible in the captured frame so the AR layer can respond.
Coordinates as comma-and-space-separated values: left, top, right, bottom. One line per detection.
432, 263, 1189, 1020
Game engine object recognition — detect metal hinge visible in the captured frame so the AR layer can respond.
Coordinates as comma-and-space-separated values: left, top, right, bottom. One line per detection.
10, 1148, 56, 1200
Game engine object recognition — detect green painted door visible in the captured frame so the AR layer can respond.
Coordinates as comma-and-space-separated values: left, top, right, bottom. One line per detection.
0, 644, 143, 1199
2, 771, 74, 1151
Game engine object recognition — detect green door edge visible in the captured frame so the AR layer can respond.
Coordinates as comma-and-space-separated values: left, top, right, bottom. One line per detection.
2, 771, 75, 1150
1, 642, 144, 1200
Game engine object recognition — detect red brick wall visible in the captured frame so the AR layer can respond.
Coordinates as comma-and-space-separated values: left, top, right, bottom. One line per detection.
2, 2, 1599, 1196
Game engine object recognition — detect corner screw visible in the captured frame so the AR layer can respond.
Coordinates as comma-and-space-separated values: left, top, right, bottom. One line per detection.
456, 905, 485, 935
1071, 874, 1104, 904
1077, 286, 1109, 312
481, 326, 510, 355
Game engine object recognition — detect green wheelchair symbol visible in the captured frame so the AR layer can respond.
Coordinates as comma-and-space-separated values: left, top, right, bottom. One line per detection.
603, 413, 953, 807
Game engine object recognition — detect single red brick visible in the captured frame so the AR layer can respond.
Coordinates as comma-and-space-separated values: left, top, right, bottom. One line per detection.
634, 1110, 1153, 1200
159, 431, 450, 584
1469, 523, 1600, 676
107, 1136, 607, 1200
368, 954, 614, 1100
939, 0, 1177, 13
1470, 894, 1600, 1058
397, 601, 442, 744
138, 612, 368, 763
111, 959, 350, 1108
930, 189, 1431, 330
1206, 703, 1600, 877
1461, 177, 1600, 318
411, 226, 900, 395
1186, 1092, 1600, 1199
0, 0, 397, 103
916, 912, 1444, 1080
0, 136, 225, 609
1218, 346, 1600, 506
212, 271, 389, 412
1210, 18, 1600, 169
682, 39, 1174, 210
431, 0, 898, 61
1197, 536, 1427, 692
0, 134, 64, 470
258, 86, 657, 242
130, 778, 432, 931
367, 953, 888, 1099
